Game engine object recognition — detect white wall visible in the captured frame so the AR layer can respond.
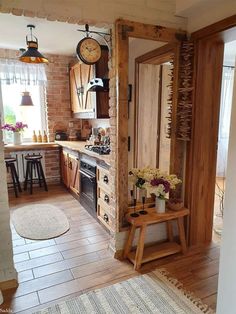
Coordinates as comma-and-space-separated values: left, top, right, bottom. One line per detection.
176, 0, 236, 33
217, 60, 236, 313
0, 128, 17, 284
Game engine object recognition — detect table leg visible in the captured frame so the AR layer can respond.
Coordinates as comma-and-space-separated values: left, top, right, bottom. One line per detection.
166, 221, 174, 242
177, 217, 187, 253
134, 225, 147, 270
123, 225, 136, 259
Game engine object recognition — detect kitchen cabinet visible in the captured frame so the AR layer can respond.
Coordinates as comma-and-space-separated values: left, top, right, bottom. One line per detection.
69, 46, 109, 119
68, 154, 80, 195
70, 62, 96, 117
97, 165, 115, 232
60, 149, 80, 195
61, 150, 69, 187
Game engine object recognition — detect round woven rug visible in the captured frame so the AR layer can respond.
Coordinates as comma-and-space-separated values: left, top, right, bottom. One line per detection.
11, 204, 70, 240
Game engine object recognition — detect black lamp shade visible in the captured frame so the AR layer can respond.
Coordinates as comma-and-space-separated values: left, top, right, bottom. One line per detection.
20, 91, 34, 106
19, 41, 48, 64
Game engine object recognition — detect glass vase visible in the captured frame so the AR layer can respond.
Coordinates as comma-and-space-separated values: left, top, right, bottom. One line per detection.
13, 132, 21, 145
155, 197, 166, 213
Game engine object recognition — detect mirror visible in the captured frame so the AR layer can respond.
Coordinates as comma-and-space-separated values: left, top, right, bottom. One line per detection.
128, 39, 175, 173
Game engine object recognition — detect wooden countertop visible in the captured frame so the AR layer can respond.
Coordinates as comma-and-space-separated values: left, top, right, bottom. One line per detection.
4, 141, 110, 165
4, 142, 59, 152
56, 141, 110, 165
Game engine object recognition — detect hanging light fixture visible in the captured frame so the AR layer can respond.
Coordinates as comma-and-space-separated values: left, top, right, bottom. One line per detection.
19, 24, 48, 64
20, 91, 34, 106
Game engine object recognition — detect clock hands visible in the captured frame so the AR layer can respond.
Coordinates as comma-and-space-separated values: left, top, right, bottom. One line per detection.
85, 46, 96, 53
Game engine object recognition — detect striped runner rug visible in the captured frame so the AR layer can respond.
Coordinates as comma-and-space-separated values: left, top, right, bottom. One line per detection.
34, 269, 215, 314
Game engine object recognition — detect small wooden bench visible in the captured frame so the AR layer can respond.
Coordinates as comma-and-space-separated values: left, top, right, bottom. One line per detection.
124, 206, 189, 270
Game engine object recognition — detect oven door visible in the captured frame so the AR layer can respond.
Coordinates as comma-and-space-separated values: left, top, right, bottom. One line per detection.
79, 169, 97, 216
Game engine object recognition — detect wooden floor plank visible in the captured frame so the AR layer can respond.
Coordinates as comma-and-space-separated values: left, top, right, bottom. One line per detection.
0, 184, 220, 313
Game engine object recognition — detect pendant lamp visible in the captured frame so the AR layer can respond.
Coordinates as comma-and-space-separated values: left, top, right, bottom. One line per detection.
20, 91, 34, 106
19, 24, 48, 64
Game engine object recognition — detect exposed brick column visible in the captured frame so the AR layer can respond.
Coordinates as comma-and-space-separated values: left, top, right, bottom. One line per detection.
45, 54, 75, 142
107, 27, 118, 252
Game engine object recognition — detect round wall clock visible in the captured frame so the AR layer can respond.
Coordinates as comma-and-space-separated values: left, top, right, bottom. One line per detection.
76, 37, 102, 65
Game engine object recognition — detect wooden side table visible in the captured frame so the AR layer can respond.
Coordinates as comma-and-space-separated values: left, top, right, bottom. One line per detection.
123, 207, 189, 270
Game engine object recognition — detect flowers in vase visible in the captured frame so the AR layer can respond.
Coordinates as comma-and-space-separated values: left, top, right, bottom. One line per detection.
1, 122, 28, 133
129, 167, 181, 199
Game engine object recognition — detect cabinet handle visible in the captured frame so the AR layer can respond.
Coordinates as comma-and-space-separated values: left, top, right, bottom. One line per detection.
103, 213, 109, 223
104, 194, 109, 204
69, 161, 72, 169
103, 175, 109, 184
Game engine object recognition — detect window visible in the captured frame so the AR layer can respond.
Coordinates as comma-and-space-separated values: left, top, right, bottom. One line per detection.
0, 59, 47, 143
1, 82, 47, 142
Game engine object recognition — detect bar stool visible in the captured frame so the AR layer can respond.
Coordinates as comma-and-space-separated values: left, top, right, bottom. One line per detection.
5, 158, 22, 197
24, 154, 48, 194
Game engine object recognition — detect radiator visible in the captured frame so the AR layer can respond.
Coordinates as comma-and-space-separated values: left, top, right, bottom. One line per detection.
9, 151, 46, 182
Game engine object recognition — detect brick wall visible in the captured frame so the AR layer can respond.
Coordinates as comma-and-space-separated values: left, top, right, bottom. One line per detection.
0, 132, 17, 285
44, 148, 60, 183
45, 54, 79, 142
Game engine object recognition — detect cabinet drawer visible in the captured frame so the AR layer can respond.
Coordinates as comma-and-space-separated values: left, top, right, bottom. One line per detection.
97, 199, 115, 232
97, 187, 111, 207
97, 166, 111, 192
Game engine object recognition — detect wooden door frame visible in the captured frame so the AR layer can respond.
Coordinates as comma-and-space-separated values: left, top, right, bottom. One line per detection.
186, 15, 236, 245
115, 19, 185, 228
133, 43, 180, 169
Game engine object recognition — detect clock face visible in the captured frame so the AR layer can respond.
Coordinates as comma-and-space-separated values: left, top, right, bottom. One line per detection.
76, 38, 102, 65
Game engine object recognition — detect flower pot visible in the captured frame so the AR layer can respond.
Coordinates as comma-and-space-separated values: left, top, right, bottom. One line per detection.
155, 197, 166, 213
13, 132, 21, 145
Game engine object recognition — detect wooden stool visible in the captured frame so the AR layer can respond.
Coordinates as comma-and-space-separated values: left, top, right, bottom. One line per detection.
24, 155, 48, 194
123, 206, 189, 270
5, 158, 22, 197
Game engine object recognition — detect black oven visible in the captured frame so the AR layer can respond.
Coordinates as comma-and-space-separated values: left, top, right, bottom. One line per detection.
79, 158, 97, 217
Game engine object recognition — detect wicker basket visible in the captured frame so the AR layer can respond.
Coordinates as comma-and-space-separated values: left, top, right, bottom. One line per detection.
167, 201, 184, 211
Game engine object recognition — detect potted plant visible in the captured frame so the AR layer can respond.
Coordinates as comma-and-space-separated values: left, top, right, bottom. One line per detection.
1, 122, 28, 145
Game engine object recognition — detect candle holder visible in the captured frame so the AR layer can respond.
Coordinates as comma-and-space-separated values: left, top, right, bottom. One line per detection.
130, 189, 134, 206
139, 196, 148, 215
130, 198, 139, 217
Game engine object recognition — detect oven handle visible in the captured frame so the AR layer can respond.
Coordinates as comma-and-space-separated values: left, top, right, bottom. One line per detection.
79, 169, 96, 182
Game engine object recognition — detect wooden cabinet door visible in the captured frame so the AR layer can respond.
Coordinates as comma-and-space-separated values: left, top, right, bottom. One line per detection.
61, 151, 69, 187
69, 65, 80, 113
70, 62, 96, 115
68, 154, 80, 195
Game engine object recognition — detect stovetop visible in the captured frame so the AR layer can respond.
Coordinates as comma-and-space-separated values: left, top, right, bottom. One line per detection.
84, 145, 111, 155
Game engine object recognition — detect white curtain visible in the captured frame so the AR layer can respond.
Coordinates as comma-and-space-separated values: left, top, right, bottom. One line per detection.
217, 66, 235, 177
0, 59, 47, 85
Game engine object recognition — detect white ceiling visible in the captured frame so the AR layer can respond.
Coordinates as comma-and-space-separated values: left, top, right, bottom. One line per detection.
0, 13, 108, 56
